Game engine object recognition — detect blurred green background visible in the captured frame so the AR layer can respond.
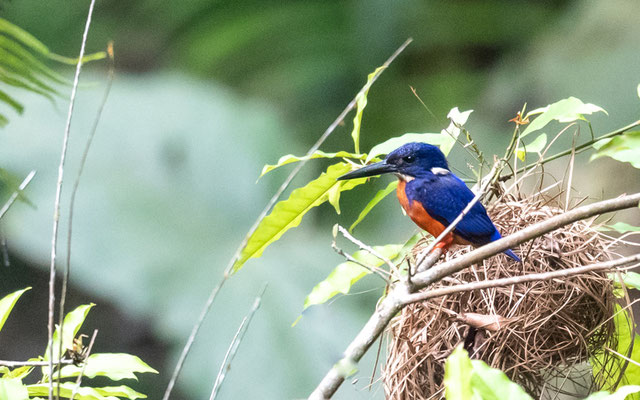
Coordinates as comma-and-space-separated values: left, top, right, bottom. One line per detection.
0, 0, 639, 399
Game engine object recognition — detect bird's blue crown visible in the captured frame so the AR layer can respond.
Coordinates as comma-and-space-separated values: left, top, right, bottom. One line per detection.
385, 142, 449, 177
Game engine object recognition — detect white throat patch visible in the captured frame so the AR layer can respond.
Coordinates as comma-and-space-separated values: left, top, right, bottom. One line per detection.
431, 167, 450, 176
395, 173, 415, 182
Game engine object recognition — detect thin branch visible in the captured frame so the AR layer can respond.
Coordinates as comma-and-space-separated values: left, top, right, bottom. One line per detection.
0, 359, 74, 367
70, 329, 98, 400
47, 2, 96, 399
0, 170, 36, 220
162, 38, 413, 400
401, 254, 640, 305
335, 225, 397, 277
308, 192, 640, 399
57, 41, 115, 397
209, 284, 267, 400
331, 237, 391, 280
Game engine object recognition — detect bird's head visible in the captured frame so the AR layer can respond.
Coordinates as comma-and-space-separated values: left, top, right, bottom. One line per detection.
338, 142, 449, 181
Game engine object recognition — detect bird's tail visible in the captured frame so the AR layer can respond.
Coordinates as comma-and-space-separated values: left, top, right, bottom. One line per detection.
503, 249, 521, 263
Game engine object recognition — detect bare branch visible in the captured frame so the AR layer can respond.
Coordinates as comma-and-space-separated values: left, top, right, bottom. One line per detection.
402, 254, 640, 305
209, 284, 267, 400
308, 192, 640, 399
0, 359, 74, 367
48, 2, 97, 399
335, 225, 396, 278
0, 170, 36, 220
162, 38, 413, 400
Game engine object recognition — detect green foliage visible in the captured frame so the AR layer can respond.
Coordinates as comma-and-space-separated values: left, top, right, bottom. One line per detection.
516, 133, 547, 161
349, 180, 398, 232
0, 17, 105, 127
444, 345, 532, 400
585, 386, 640, 400
599, 222, 640, 234
521, 97, 607, 138
233, 162, 367, 272
259, 150, 366, 178
591, 132, 640, 169
351, 66, 385, 154
0, 289, 156, 399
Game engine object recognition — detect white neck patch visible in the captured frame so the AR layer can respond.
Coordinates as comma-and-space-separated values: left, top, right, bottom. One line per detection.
395, 173, 415, 182
431, 167, 450, 176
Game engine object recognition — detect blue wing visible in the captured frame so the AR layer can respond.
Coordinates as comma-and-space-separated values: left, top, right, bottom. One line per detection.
405, 172, 499, 246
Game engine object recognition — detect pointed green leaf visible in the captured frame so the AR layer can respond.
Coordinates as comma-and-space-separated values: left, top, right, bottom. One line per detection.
0, 89, 24, 114
0, 36, 67, 85
0, 378, 29, 400
0, 287, 30, 333
444, 345, 474, 400
57, 353, 158, 382
522, 97, 607, 138
232, 163, 366, 272
351, 66, 385, 153
591, 131, 640, 169
28, 382, 119, 400
366, 133, 451, 163
349, 180, 398, 232
0, 18, 50, 55
1, 365, 33, 380
300, 244, 402, 312
516, 133, 547, 162
259, 150, 365, 178
585, 386, 640, 400
93, 385, 147, 399
470, 359, 532, 400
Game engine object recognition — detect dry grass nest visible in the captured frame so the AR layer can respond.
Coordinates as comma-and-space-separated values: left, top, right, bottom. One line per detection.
383, 192, 620, 399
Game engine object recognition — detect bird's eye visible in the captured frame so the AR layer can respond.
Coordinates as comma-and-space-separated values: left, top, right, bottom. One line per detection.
402, 155, 415, 163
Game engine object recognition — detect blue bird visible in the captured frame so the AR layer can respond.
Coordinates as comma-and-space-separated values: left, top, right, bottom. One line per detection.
338, 142, 521, 262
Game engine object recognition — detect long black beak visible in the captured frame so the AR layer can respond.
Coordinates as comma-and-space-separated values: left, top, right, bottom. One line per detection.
338, 161, 397, 180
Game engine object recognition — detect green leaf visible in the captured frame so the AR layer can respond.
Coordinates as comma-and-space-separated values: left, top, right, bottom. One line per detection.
516, 133, 548, 161
0, 378, 29, 400
441, 107, 473, 157
351, 66, 385, 153
57, 353, 158, 381
1, 365, 33, 380
585, 386, 640, 400
0, 287, 30, 332
0, 18, 50, 55
92, 385, 147, 399
349, 180, 398, 232
366, 132, 452, 163
28, 382, 131, 400
300, 244, 402, 312
0, 36, 67, 85
470, 360, 532, 400
591, 131, 640, 169
443, 345, 473, 400
232, 163, 366, 272
259, 150, 366, 178
522, 97, 607, 138
600, 222, 640, 234
616, 272, 640, 291
0, 89, 24, 114
43, 304, 95, 379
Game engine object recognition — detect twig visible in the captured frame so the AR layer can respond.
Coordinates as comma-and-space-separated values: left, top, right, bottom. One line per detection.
57, 41, 115, 397
209, 284, 267, 400
47, 2, 96, 399
70, 329, 98, 400
335, 225, 398, 277
0, 170, 36, 220
401, 254, 640, 305
308, 192, 640, 399
331, 238, 391, 280
162, 38, 413, 400
0, 359, 74, 367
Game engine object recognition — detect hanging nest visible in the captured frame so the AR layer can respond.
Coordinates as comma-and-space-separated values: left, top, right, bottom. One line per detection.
382, 192, 621, 399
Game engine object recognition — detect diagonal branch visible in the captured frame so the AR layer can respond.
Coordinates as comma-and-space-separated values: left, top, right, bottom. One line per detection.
308, 192, 640, 399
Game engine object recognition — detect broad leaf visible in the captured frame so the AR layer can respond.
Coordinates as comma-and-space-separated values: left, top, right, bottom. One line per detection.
300, 244, 402, 313
0, 287, 30, 332
1, 366, 32, 380
516, 133, 547, 161
0, 378, 29, 400
600, 222, 640, 234
352, 66, 385, 153
591, 131, 640, 169
349, 180, 398, 232
585, 386, 640, 400
57, 353, 158, 381
28, 382, 134, 399
259, 150, 366, 178
443, 345, 473, 400
521, 97, 607, 138
232, 163, 366, 272
367, 107, 470, 162
470, 360, 532, 400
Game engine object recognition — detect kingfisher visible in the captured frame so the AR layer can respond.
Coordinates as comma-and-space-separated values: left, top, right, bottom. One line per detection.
338, 142, 521, 262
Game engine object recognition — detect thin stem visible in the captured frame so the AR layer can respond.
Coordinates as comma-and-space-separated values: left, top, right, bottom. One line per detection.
162, 38, 412, 400
0, 359, 74, 367
48, 2, 96, 399
70, 329, 98, 400
209, 284, 267, 400
0, 170, 36, 220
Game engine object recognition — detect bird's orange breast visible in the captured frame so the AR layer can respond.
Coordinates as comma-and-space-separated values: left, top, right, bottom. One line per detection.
396, 180, 446, 237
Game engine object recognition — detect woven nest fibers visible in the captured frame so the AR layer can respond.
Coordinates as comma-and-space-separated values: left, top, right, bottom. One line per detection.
383, 194, 618, 399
